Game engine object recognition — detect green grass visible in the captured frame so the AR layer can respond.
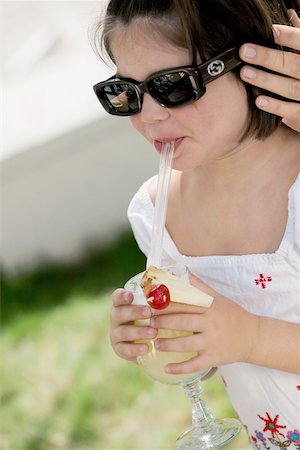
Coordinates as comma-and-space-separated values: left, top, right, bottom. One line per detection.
0, 232, 250, 450
1, 232, 146, 326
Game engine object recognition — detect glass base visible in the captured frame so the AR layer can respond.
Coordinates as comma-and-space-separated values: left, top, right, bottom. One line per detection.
176, 418, 242, 450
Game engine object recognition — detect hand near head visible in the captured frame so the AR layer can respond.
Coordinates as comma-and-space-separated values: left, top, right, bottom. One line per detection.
239, 10, 300, 132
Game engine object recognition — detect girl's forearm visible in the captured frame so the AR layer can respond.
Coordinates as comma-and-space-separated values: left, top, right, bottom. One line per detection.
248, 316, 300, 374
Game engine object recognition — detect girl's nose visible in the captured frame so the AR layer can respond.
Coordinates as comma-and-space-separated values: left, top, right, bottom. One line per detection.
140, 93, 170, 123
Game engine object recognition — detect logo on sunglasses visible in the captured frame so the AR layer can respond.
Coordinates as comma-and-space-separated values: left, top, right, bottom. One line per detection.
207, 60, 225, 76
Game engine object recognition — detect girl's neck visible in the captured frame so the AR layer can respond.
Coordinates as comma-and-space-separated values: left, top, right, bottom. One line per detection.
169, 125, 299, 257
188, 125, 299, 191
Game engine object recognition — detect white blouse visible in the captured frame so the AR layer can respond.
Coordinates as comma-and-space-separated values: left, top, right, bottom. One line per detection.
127, 173, 300, 450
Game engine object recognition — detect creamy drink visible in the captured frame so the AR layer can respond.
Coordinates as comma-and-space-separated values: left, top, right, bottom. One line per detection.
125, 266, 213, 384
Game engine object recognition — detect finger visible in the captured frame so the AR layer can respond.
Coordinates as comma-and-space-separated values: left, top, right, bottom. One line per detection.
112, 288, 134, 307
111, 303, 151, 325
165, 353, 212, 375
282, 117, 300, 133
240, 65, 300, 100
287, 9, 300, 28
155, 333, 201, 353
188, 271, 217, 297
150, 313, 205, 332
114, 341, 149, 359
150, 301, 207, 317
201, 367, 218, 380
240, 44, 300, 79
113, 323, 157, 343
273, 24, 300, 50
255, 95, 300, 132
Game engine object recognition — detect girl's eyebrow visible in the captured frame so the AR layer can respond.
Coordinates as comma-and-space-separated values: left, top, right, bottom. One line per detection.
115, 71, 131, 79
115, 72, 141, 82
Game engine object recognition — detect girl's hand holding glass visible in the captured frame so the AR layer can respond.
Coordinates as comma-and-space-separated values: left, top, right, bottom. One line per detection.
110, 288, 155, 363
150, 273, 259, 376
122, 266, 242, 450
154, 271, 299, 377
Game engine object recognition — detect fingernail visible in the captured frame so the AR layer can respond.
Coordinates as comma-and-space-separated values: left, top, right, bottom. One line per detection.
165, 365, 171, 373
287, 9, 295, 21
242, 67, 257, 79
142, 306, 151, 318
272, 25, 280, 39
150, 316, 156, 327
243, 45, 257, 58
147, 327, 156, 337
124, 292, 132, 302
256, 97, 269, 108
139, 344, 148, 354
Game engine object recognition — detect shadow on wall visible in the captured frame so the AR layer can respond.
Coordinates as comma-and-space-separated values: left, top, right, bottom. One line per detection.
1, 117, 157, 277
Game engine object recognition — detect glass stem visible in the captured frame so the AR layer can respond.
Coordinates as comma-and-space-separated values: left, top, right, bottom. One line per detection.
182, 379, 220, 431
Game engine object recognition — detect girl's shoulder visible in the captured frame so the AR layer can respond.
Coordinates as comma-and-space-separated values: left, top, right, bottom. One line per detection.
127, 176, 156, 257
127, 175, 156, 217
127, 175, 180, 264
269, 170, 299, 268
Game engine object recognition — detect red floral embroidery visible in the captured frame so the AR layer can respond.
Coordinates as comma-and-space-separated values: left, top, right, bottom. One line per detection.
258, 412, 286, 438
253, 412, 300, 449
255, 273, 272, 289
297, 385, 300, 391
251, 435, 258, 444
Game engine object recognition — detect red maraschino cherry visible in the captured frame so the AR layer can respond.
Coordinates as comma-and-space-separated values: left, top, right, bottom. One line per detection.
146, 284, 170, 309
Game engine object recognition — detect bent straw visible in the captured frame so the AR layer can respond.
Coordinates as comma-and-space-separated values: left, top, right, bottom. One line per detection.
146, 141, 175, 268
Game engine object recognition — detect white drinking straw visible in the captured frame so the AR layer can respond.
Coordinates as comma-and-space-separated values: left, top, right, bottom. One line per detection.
146, 141, 175, 268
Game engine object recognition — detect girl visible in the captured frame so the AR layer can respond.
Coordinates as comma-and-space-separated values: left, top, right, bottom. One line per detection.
93, 1, 300, 448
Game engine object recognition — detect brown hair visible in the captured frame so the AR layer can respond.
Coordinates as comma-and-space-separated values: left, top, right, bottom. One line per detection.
94, 0, 300, 140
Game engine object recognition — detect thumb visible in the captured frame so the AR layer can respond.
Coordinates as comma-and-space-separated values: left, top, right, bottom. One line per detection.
282, 118, 300, 133
188, 271, 217, 297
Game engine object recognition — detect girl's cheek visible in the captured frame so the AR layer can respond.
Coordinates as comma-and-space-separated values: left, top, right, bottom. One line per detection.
130, 116, 141, 133
130, 117, 149, 141
130, 116, 141, 131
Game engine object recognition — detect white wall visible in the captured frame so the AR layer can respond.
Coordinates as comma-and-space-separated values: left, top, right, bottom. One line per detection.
1, 118, 158, 275
1, 1, 159, 276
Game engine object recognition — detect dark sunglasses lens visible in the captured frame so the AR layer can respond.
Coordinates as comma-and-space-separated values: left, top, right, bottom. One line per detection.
96, 82, 140, 115
148, 71, 196, 106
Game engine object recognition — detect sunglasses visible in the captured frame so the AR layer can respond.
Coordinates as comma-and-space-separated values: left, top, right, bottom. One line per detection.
93, 47, 241, 117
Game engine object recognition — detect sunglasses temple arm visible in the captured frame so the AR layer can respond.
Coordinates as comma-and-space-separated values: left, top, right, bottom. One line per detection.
201, 47, 242, 84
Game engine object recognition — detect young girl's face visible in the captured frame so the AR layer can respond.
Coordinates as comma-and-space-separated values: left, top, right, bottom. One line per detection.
109, 22, 250, 171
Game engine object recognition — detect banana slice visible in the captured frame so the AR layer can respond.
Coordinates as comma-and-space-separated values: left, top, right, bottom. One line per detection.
140, 266, 213, 308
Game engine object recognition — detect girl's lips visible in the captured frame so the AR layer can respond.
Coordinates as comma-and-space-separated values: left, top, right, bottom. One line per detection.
153, 137, 184, 153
